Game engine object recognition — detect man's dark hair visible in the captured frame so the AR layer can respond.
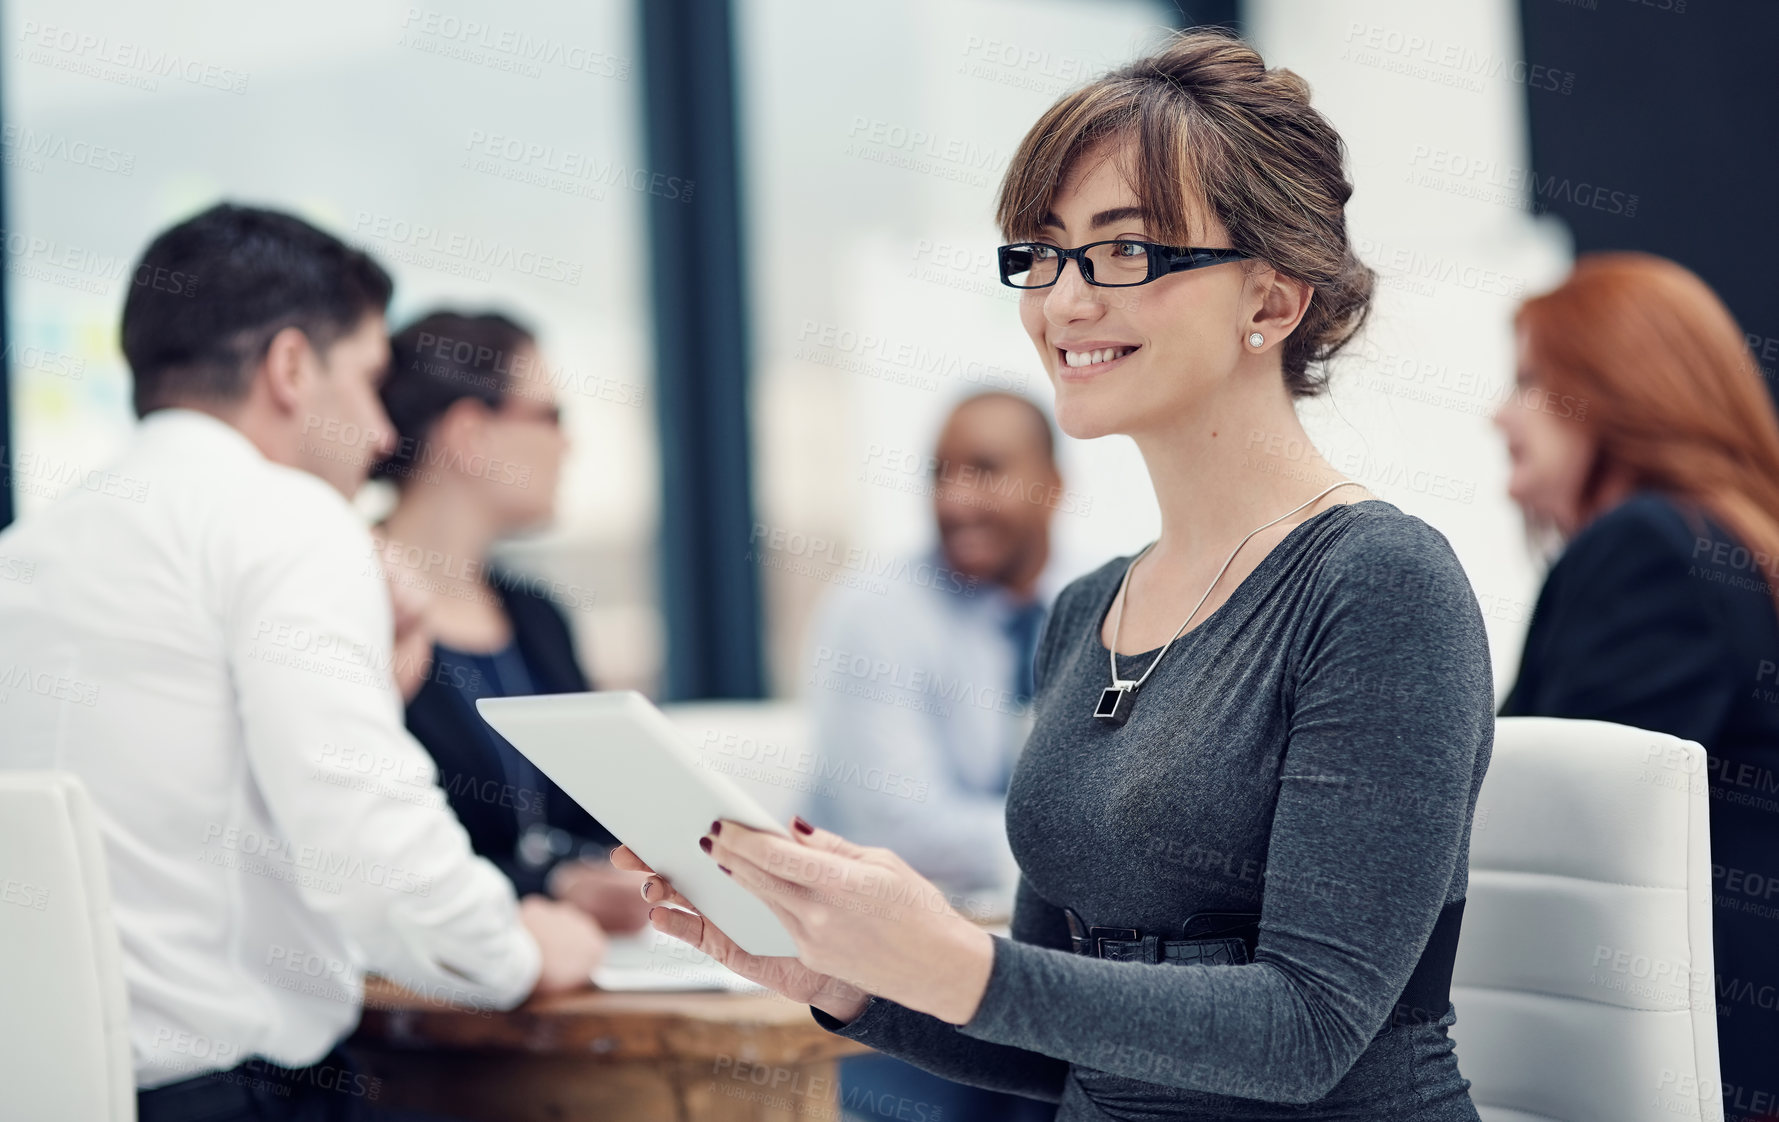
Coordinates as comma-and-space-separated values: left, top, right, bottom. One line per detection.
372, 310, 536, 485
122, 202, 394, 417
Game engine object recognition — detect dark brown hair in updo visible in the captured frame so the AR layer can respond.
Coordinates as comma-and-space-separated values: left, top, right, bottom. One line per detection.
371, 310, 535, 485
995, 28, 1373, 397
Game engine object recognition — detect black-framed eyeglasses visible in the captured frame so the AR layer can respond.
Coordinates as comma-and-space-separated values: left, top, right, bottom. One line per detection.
997, 240, 1250, 289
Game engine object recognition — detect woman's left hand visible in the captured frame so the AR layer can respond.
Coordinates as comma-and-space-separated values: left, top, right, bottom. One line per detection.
704, 817, 997, 1026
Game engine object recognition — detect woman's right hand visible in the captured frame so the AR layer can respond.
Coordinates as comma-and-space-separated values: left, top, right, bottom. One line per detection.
609, 843, 870, 1023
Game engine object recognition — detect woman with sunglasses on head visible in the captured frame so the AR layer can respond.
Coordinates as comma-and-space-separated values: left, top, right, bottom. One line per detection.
373, 311, 651, 939
615, 30, 1492, 1120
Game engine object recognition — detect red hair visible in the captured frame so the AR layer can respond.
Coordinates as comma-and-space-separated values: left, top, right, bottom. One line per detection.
1517, 252, 1779, 612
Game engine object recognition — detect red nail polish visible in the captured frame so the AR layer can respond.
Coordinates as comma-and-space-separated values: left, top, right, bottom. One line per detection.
718, 865, 732, 875
710, 819, 722, 836
699, 837, 713, 854
792, 815, 814, 835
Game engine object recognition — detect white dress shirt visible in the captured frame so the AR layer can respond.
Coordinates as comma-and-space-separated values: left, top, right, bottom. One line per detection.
799, 548, 1065, 904
0, 409, 540, 1089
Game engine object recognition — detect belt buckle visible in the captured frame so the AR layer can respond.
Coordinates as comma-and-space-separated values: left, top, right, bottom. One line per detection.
1088, 925, 1139, 957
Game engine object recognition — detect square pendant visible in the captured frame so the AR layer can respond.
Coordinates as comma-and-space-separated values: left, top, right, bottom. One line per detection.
1094, 685, 1134, 725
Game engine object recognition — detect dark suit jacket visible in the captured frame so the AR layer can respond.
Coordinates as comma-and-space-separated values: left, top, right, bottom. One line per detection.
1500, 491, 1779, 1092
405, 570, 617, 896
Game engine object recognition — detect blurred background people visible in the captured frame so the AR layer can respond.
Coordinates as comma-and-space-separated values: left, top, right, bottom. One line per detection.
1494, 251, 1779, 1116
374, 311, 651, 934
801, 390, 1065, 1122
800, 391, 1065, 901
0, 204, 606, 1121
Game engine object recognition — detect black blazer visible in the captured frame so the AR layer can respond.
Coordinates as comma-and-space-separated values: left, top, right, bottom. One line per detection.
405, 570, 616, 896
1500, 491, 1779, 1092
1500, 491, 1779, 749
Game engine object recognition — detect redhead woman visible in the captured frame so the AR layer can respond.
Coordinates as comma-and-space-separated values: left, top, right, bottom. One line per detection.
618, 30, 1494, 1120
1495, 253, 1779, 1120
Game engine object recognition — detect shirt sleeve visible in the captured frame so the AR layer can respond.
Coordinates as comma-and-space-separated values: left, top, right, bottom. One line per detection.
808, 875, 1072, 1103
801, 589, 1019, 892
1500, 500, 1737, 744
950, 519, 1494, 1103
225, 483, 540, 1009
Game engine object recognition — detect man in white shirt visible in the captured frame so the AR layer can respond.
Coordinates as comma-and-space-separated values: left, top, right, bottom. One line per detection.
0, 203, 603, 1121
801, 393, 1071, 910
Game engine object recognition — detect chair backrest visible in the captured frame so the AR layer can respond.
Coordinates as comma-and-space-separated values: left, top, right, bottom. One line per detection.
0, 771, 135, 1121
1452, 717, 1722, 1122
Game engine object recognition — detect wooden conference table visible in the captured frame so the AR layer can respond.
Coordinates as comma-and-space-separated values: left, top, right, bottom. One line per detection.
348, 975, 873, 1122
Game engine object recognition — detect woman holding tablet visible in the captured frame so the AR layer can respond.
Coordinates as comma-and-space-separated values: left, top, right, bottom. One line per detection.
617, 29, 1492, 1120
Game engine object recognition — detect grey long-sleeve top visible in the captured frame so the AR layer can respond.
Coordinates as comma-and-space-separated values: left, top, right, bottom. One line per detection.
812, 500, 1494, 1121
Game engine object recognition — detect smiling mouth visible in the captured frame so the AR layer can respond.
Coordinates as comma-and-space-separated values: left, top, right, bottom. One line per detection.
1060, 345, 1139, 370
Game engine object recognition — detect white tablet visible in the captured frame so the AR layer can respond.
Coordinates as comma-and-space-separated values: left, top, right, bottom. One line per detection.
475, 690, 801, 957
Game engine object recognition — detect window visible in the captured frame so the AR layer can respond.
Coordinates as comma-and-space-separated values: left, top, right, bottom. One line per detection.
4, 0, 663, 690
737, 0, 1172, 694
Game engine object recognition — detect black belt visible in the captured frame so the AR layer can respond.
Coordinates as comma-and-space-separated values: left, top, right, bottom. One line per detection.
1063, 898, 1466, 1031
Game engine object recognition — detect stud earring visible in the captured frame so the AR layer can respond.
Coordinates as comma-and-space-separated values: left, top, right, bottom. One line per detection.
1248, 332, 1265, 348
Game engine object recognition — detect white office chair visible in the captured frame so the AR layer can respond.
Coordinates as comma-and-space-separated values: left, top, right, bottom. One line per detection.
1451, 717, 1722, 1122
0, 771, 135, 1121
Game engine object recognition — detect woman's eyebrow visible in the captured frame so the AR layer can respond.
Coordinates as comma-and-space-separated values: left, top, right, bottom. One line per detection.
1039, 205, 1147, 231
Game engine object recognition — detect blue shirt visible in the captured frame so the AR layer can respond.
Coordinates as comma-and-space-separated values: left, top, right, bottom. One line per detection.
800, 547, 1064, 898
430, 641, 565, 872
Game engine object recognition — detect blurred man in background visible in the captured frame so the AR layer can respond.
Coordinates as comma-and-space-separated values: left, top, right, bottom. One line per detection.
802, 390, 1068, 903
802, 390, 1068, 1122
0, 203, 603, 1122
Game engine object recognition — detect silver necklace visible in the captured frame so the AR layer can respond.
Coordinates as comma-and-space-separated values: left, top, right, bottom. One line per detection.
1095, 481, 1364, 725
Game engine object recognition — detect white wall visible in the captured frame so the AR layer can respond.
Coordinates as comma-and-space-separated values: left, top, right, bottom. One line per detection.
1249, 0, 1574, 693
